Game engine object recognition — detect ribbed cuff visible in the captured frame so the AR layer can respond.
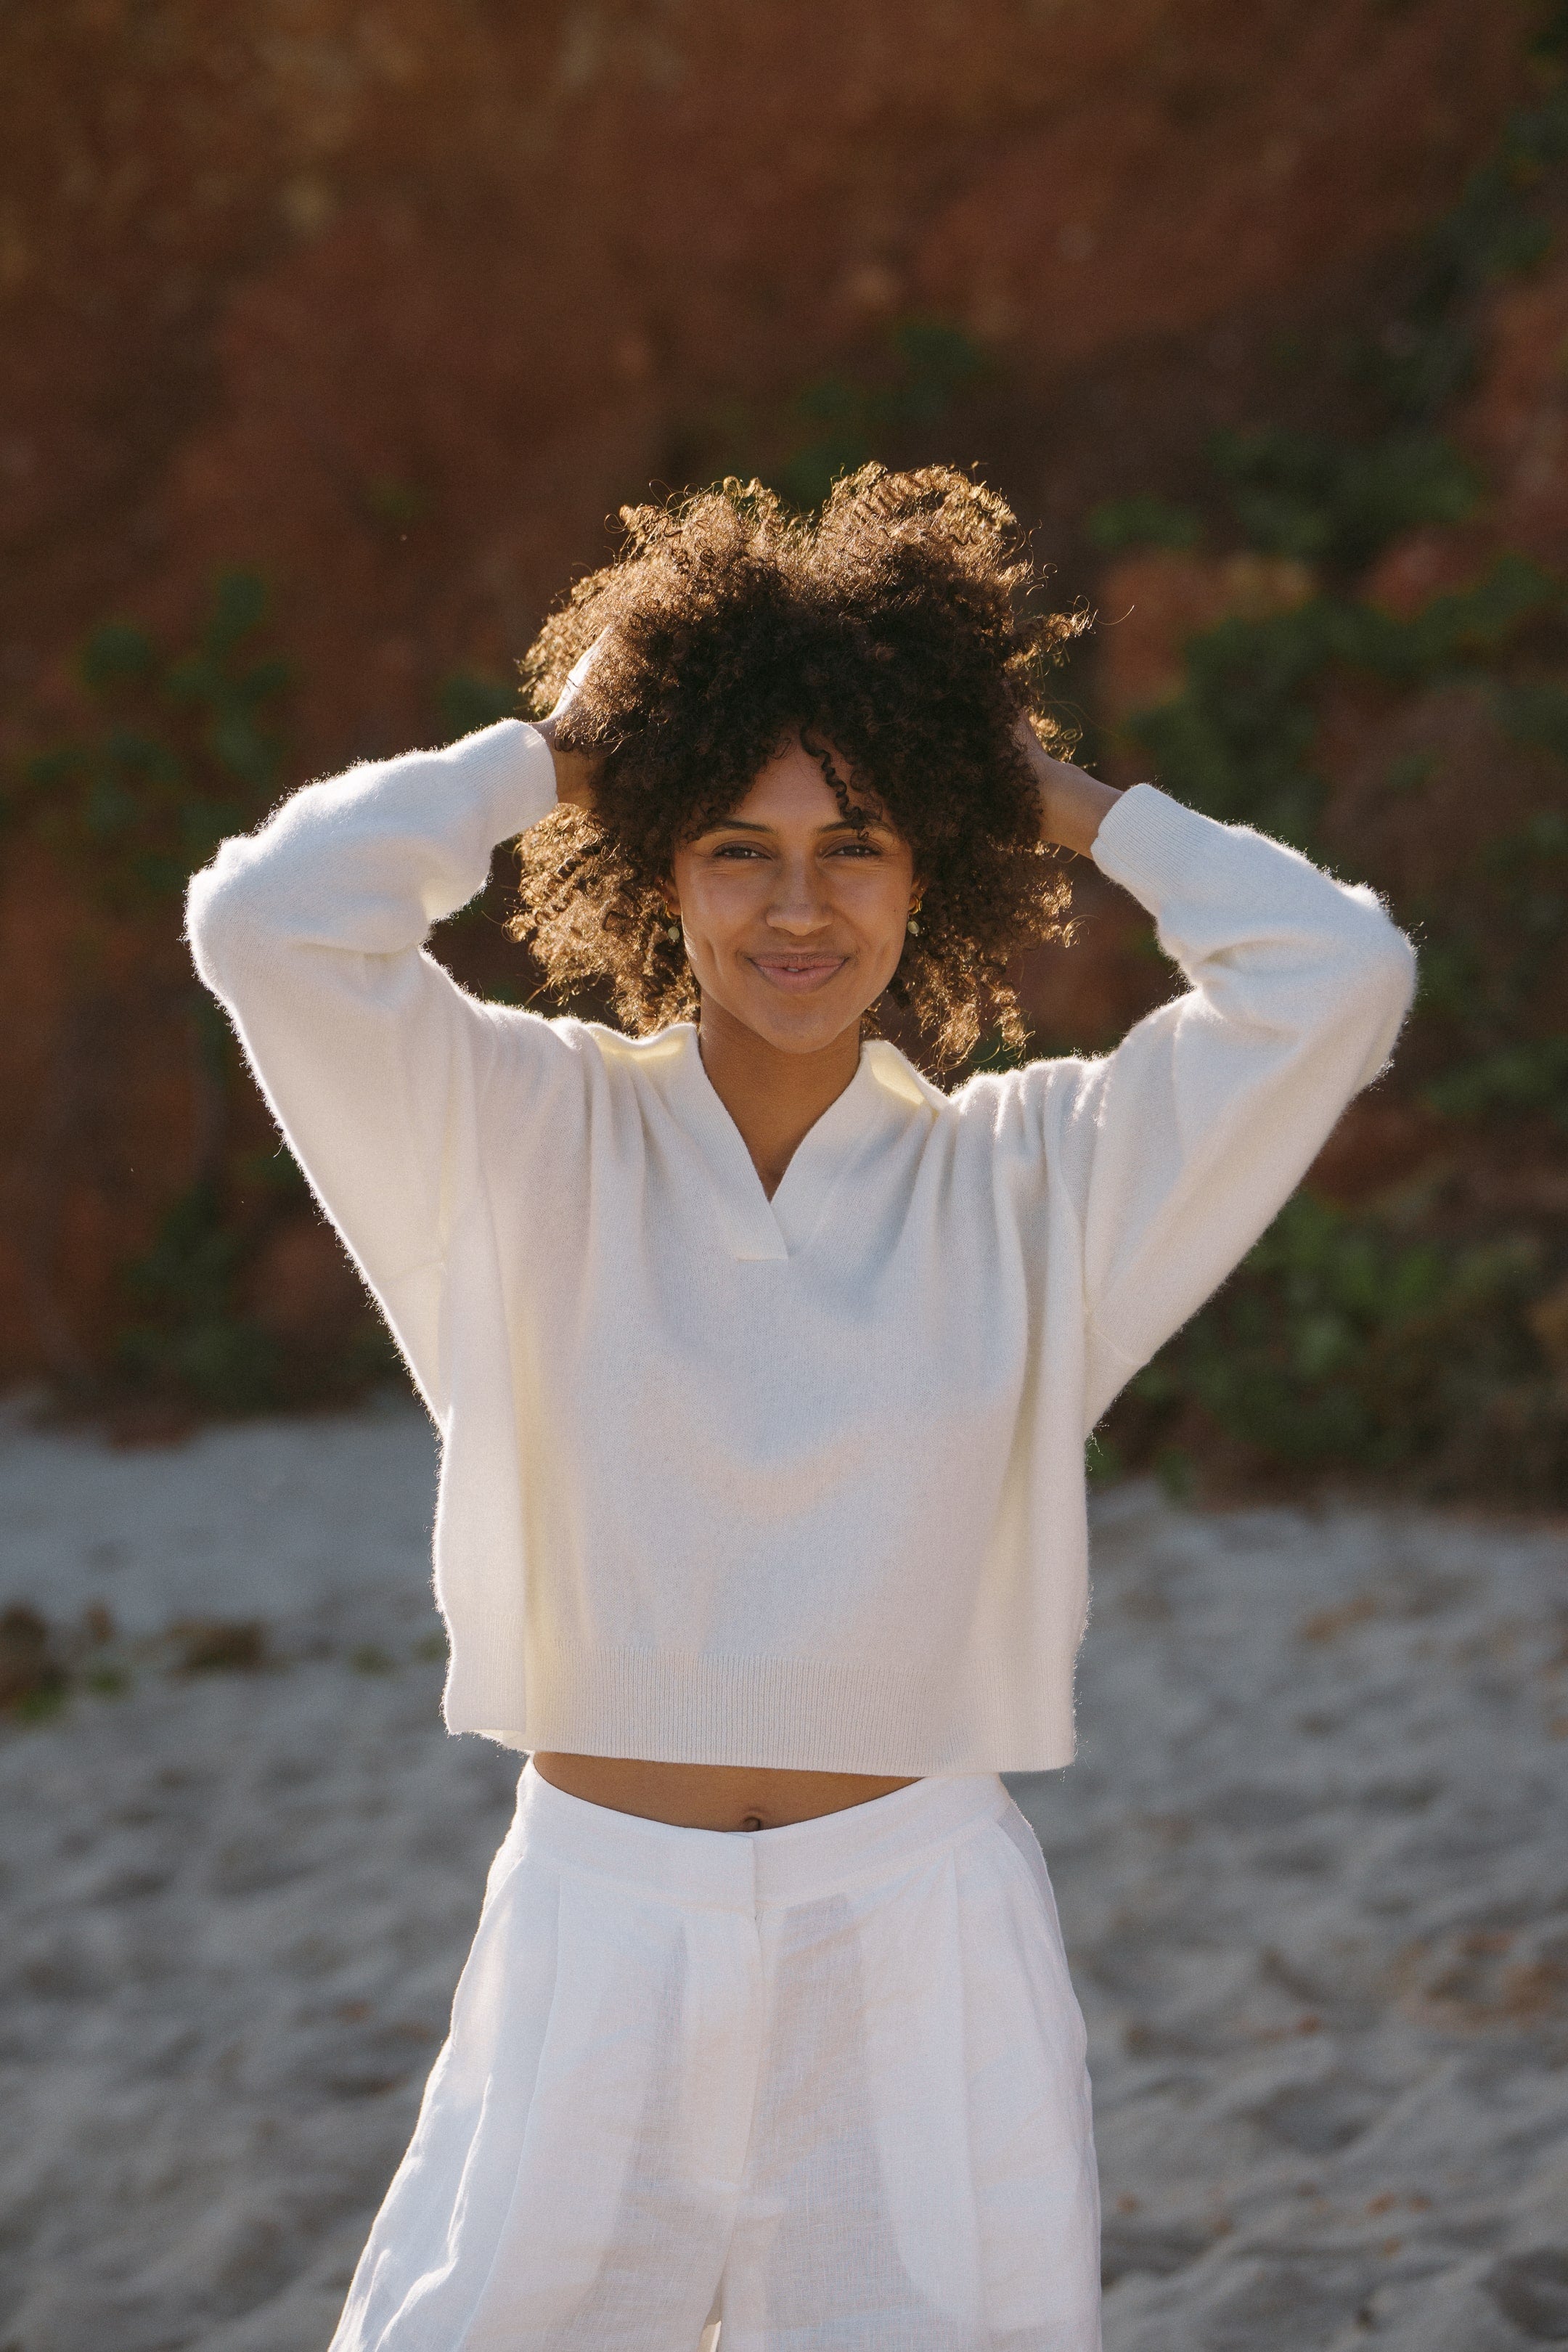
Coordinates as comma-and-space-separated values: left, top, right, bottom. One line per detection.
442, 717, 559, 844
1090, 779, 1222, 911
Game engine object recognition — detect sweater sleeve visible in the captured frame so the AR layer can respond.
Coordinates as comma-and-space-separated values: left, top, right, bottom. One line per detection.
1033, 784, 1417, 1431
184, 719, 563, 1410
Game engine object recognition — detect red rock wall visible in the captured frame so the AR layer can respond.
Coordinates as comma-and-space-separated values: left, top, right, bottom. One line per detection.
0, 0, 1536, 1387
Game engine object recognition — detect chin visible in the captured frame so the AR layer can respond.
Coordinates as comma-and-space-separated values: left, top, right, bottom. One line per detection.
750, 1005, 854, 1054
733, 986, 868, 1055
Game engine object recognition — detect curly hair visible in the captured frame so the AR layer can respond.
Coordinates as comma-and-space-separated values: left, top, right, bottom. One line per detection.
510, 464, 1089, 1066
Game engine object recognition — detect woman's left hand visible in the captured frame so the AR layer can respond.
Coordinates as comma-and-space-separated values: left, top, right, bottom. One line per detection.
1014, 715, 1122, 857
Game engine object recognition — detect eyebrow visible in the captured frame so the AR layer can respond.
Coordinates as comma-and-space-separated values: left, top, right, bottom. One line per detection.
696, 814, 894, 837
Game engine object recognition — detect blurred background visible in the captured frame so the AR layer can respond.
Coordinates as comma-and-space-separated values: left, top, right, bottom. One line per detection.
3, 0, 1568, 1502
4, 13, 1568, 2350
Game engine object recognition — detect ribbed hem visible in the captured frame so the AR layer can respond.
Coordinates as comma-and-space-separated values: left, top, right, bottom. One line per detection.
479, 1644, 1077, 1778
438, 1598, 531, 1748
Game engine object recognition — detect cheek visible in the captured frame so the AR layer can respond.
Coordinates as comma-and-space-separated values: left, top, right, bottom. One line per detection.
681, 870, 767, 939
838, 867, 914, 939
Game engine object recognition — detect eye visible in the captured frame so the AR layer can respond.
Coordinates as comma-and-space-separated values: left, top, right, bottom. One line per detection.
709, 841, 768, 859
828, 839, 885, 858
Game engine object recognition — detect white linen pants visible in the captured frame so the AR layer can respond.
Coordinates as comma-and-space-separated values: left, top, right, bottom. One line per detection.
330, 1765, 1101, 2351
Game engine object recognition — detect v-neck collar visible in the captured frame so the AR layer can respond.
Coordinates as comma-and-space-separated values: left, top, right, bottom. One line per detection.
661, 1024, 897, 1260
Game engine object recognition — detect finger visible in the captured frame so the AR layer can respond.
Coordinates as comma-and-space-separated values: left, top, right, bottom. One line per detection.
550, 629, 608, 719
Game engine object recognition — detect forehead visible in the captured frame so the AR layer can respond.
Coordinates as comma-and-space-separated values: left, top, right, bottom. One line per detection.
714, 736, 893, 832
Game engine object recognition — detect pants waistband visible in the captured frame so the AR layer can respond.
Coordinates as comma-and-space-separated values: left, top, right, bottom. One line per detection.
512, 1763, 1012, 1911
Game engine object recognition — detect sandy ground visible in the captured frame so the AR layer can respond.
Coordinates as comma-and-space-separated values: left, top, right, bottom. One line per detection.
1, 1400, 1566, 2352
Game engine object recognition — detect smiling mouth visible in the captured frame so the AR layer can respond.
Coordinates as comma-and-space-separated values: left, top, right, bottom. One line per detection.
748, 953, 848, 992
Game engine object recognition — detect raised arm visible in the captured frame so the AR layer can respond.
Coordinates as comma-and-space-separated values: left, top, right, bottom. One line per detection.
185, 719, 562, 1407
1008, 771, 1416, 1431
1016, 719, 1123, 858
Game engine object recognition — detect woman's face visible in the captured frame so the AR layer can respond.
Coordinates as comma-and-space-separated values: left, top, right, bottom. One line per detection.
669, 735, 918, 1056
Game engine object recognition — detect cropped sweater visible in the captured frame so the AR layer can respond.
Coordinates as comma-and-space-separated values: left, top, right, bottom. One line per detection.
186, 719, 1415, 1773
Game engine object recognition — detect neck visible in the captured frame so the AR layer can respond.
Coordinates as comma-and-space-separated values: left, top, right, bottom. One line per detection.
696, 995, 862, 1198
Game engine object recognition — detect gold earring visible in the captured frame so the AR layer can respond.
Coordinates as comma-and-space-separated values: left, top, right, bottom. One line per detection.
907, 907, 922, 937
666, 921, 681, 943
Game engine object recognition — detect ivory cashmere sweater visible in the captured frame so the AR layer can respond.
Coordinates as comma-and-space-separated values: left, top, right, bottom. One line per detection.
187, 719, 1415, 1773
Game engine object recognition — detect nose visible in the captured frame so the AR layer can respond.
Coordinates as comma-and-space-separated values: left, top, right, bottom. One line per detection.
764, 854, 831, 936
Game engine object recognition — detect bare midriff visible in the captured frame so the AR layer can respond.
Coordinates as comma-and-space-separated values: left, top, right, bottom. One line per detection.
531, 1755, 918, 1832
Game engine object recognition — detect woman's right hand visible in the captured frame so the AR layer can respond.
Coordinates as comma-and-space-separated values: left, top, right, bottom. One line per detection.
535, 638, 607, 812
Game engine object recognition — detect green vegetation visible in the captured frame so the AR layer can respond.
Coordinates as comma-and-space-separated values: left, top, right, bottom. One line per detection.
16, 577, 391, 1414
18, 570, 288, 912
1101, 571, 1568, 1496
115, 1173, 282, 1413
1208, 426, 1479, 573
350, 1643, 397, 1675
696, 317, 989, 514
1349, 44, 1568, 429
1126, 557, 1561, 844
1086, 495, 1204, 554
1111, 1198, 1556, 1498
438, 671, 518, 743
1085, 36, 1568, 1499
1086, 494, 1213, 552
772, 320, 988, 513
1119, 557, 1568, 1137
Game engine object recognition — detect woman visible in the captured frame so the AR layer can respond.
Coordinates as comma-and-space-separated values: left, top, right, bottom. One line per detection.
187, 466, 1414, 2351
